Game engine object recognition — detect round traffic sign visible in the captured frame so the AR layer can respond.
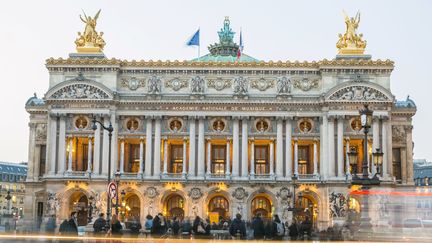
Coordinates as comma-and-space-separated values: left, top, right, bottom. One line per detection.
108, 182, 117, 199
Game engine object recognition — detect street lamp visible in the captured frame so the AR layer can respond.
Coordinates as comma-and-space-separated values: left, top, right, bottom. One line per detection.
349, 104, 384, 232
289, 175, 303, 222
91, 116, 113, 231
114, 170, 121, 215
5, 191, 11, 216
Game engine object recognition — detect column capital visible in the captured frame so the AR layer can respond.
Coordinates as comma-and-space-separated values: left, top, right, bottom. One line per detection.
183, 137, 188, 142
336, 115, 345, 120
232, 116, 241, 120
270, 138, 276, 143
313, 137, 319, 143
119, 136, 125, 142
284, 116, 294, 121
344, 136, 350, 142
380, 115, 390, 121
241, 116, 250, 121
249, 138, 255, 143
28, 122, 37, 129
145, 115, 154, 120
188, 116, 197, 121
197, 115, 206, 120
327, 115, 336, 121
373, 115, 380, 122
293, 137, 298, 142
276, 116, 284, 122
205, 137, 212, 142
140, 136, 145, 142
226, 137, 232, 143
154, 115, 162, 120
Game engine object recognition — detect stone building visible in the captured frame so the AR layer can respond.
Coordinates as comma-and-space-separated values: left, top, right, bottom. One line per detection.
0, 162, 27, 221
24, 14, 416, 230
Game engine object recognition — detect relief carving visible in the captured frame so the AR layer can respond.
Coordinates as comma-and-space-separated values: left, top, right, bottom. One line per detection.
329, 192, 347, 218
293, 77, 319, 91
329, 86, 389, 101
276, 77, 291, 94
165, 78, 188, 91
121, 77, 145, 91
250, 78, 274, 91
208, 78, 231, 91
392, 125, 405, 142
188, 188, 203, 200
190, 76, 205, 93
233, 76, 248, 96
148, 76, 162, 94
144, 186, 159, 199
232, 187, 248, 200
51, 84, 110, 99
35, 123, 47, 140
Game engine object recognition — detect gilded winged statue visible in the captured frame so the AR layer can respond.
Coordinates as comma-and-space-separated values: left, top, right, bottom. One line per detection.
336, 10, 366, 54
75, 9, 105, 52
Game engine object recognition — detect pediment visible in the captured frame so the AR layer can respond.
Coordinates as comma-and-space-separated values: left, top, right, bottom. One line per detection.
326, 82, 393, 102
46, 81, 113, 100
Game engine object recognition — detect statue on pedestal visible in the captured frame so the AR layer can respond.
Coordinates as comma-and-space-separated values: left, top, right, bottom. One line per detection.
75, 9, 106, 53
336, 11, 367, 55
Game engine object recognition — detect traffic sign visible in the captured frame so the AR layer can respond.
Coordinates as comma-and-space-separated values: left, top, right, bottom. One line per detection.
108, 182, 117, 199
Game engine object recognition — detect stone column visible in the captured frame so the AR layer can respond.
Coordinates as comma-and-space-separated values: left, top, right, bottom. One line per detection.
401, 148, 407, 183
294, 138, 299, 176
320, 115, 329, 179
270, 139, 275, 176
119, 138, 125, 173
328, 117, 336, 178
87, 136, 93, 173
110, 114, 118, 176
206, 138, 211, 175
345, 138, 350, 176
138, 137, 144, 176
183, 137, 188, 176
57, 116, 66, 175
337, 117, 344, 178
276, 118, 283, 178
47, 115, 58, 175
406, 125, 414, 185
372, 117, 380, 175
313, 139, 318, 175
163, 137, 168, 174
250, 139, 255, 176
144, 117, 153, 177
27, 123, 36, 180
188, 117, 196, 177
153, 117, 162, 177
67, 136, 73, 172
101, 115, 110, 176
197, 117, 205, 178
241, 117, 249, 178
382, 118, 390, 178
285, 118, 293, 178
93, 117, 101, 175
232, 118, 240, 177
226, 138, 231, 176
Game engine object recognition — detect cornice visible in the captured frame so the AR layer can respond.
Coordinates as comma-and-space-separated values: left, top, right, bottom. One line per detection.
45, 57, 394, 69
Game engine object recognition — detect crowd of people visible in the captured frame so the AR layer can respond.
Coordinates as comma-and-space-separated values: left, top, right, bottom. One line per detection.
50, 211, 315, 240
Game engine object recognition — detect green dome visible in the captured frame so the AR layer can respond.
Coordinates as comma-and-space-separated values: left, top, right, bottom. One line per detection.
192, 53, 259, 63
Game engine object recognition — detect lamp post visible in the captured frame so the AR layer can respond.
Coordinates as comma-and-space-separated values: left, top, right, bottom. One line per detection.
289, 175, 303, 222
348, 104, 384, 232
120, 190, 126, 220
5, 191, 11, 216
114, 170, 121, 215
91, 117, 113, 231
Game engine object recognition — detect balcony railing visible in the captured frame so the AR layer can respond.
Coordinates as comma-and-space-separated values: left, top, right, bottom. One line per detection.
160, 173, 186, 181
298, 174, 320, 181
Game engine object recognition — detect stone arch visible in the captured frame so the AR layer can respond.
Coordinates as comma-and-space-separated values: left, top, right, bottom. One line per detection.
205, 189, 231, 220
246, 189, 278, 221
45, 80, 114, 100
159, 189, 188, 219
59, 187, 93, 223
324, 81, 394, 103
121, 187, 145, 223
298, 189, 323, 230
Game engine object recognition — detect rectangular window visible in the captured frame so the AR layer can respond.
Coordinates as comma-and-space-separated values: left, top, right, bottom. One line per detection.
170, 145, 183, 174
126, 144, 141, 173
298, 145, 311, 174
211, 145, 226, 174
82, 144, 88, 171
255, 145, 269, 174
39, 145, 46, 176
393, 148, 402, 181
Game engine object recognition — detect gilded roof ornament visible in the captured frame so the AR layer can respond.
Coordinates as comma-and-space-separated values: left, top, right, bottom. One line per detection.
75, 9, 105, 53
336, 11, 367, 55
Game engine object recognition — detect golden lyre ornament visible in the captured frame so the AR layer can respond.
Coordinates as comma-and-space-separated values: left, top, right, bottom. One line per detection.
75, 9, 105, 53
336, 11, 366, 55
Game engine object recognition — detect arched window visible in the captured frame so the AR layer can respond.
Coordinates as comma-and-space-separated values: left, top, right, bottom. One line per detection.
209, 196, 229, 219
124, 195, 140, 221
251, 196, 272, 219
166, 194, 184, 219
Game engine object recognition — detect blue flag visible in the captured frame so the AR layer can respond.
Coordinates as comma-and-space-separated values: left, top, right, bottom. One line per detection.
187, 29, 200, 46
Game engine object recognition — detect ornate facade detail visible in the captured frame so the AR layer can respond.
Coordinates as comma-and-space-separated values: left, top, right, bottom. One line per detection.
144, 186, 159, 199
208, 78, 231, 91
46, 192, 61, 216
165, 78, 188, 91
233, 77, 248, 96
121, 77, 145, 91
329, 192, 347, 218
35, 123, 47, 140
293, 77, 319, 91
276, 187, 291, 201
276, 77, 291, 94
188, 187, 203, 200
190, 76, 205, 93
74, 10, 105, 53
328, 86, 389, 101
392, 125, 406, 143
148, 76, 162, 94
232, 187, 248, 200
50, 84, 110, 99
250, 78, 274, 91
336, 11, 366, 55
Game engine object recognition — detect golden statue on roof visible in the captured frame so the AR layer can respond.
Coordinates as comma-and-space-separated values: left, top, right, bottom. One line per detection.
336, 11, 366, 55
75, 9, 105, 53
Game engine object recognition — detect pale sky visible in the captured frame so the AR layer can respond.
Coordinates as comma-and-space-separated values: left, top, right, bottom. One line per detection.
0, 0, 431, 163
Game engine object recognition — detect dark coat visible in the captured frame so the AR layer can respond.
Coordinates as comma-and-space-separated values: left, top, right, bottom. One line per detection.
251, 217, 265, 238
288, 223, 299, 238
172, 220, 180, 235
111, 221, 123, 235
152, 216, 160, 234
229, 218, 246, 238
93, 217, 107, 233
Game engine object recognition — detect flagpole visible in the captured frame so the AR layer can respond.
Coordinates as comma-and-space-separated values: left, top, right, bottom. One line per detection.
198, 27, 200, 58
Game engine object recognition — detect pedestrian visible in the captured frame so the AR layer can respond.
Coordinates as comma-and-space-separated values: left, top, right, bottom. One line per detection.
251, 213, 265, 239
158, 213, 167, 234
45, 215, 57, 235
144, 215, 153, 236
288, 220, 299, 240
152, 214, 160, 234
59, 219, 69, 235
181, 218, 192, 236
172, 217, 180, 235
272, 214, 285, 239
93, 213, 107, 234
229, 213, 246, 239
68, 212, 78, 235
110, 214, 122, 236
129, 216, 142, 235
203, 218, 211, 235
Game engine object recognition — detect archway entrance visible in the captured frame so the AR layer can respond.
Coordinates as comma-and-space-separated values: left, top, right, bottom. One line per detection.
165, 194, 184, 219
208, 196, 229, 220
69, 192, 88, 226
251, 195, 272, 220
123, 194, 140, 221
295, 194, 317, 228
